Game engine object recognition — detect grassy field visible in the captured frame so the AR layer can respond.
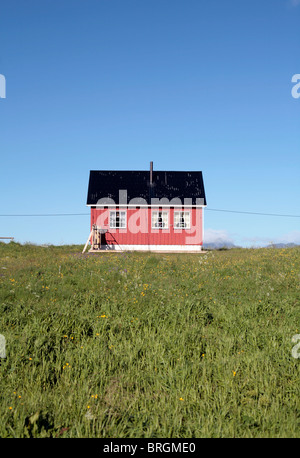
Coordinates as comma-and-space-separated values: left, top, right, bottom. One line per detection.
0, 242, 299, 438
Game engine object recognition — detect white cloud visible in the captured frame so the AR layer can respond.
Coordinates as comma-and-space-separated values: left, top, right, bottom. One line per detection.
275, 230, 300, 244
205, 229, 300, 248
204, 229, 234, 245
240, 231, 300, 247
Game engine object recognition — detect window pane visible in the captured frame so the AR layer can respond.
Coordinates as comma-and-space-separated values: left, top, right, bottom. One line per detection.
120, 211, 126, 228
157, 212, 163, 227
152, 211, 158, 228
184, 212, 190, 228
110, 212, 116, 227
162, 212, 168, 228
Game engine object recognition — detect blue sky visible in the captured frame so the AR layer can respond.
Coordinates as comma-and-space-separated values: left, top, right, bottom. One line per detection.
0, 0, 299, 247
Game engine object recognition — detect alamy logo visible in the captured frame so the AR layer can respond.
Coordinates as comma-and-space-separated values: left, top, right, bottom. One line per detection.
291, 74, 300, 99
0, 74, 6, 98
0, 334, 6, 358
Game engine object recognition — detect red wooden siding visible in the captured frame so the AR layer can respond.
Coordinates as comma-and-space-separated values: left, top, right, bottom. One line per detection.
90, 207, 203, 246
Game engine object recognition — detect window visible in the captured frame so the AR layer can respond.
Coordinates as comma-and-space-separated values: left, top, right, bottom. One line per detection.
109, 210, 126, 228
174, 211, 190, 229
152, 211, 168, 229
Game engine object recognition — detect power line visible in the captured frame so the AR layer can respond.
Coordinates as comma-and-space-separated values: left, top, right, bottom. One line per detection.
0, 209, 299, 218
0, 213, 90, 217
206, 208, 300, 218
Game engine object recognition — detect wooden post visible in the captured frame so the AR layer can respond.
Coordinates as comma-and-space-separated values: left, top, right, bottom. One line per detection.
91, 224, 98, 250
82, 229, 93, 254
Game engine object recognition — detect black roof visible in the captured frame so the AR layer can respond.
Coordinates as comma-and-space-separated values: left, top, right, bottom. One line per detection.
87, 170, 206, 206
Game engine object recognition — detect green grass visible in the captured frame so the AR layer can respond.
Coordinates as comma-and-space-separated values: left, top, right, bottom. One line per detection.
0, 242, 299, 437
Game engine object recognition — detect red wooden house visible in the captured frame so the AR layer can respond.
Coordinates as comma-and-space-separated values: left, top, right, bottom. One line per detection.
84, 163, 206, 252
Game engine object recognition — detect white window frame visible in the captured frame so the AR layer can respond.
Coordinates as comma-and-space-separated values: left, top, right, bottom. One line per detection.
151, 210, 169, 229
174, 211, 191, 229
109, 210, 126, 229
